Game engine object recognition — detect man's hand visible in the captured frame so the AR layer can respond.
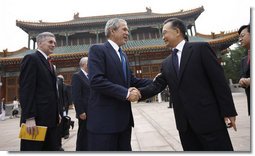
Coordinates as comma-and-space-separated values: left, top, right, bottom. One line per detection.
224, 116, 237, 131
239, 78, 250, 88
128, 87, 141, 102
243, 77, 250, 87
25, 118, 38, 138
58, 114, 62, 126
79, 112, 87, 120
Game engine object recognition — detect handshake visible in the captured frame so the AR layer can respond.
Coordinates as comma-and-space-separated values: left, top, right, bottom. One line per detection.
127, 87, 141, 102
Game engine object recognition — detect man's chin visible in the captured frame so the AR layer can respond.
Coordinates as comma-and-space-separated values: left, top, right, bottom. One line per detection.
164, 44, 171, 48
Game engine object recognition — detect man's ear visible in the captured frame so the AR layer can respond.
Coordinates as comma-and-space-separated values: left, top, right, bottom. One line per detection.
111, 29, 115, 34
175, 28, 181, 36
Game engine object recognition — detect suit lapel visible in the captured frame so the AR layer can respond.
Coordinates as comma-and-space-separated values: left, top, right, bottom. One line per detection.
178, 42, 193, 84
166, 56, 178, 84
36, 51, 56, 77
105, 42, 126, 82
79, 70, 89, 85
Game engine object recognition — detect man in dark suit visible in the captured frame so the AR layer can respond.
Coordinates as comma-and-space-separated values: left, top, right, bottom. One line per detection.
87, 18, 152, 151
139, 18, 237, 151
238, 24, 250, 116
71, 57, 90, 151
19, 32, 60, 151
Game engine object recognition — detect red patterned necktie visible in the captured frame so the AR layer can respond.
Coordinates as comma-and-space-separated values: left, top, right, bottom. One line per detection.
47, 57, 53, 71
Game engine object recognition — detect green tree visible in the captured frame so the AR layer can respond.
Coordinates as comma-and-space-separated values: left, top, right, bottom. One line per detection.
221, 44, 247, 83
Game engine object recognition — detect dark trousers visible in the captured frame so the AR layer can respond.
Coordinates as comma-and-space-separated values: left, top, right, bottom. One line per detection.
87, 126, 132, 151
76, 118, 88, 151
179, 123, 233, 151
20, 127, 59, 151
57, 120, 64, 150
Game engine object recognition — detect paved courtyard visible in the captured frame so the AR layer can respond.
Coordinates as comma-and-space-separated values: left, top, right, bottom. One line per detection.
0, 93, 251, 152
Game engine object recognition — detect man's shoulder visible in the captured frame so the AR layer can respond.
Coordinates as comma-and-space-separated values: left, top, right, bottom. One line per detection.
24, 51, 39, 59
88, 43, 109, 58
72, 71, 82, 79
187, 41, 209, 47
162, 55, 171, 64
90, 42, 107, 50
22, 51, 40, 64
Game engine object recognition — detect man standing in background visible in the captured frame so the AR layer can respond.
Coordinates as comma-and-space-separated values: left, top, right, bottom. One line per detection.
238, 24, 250, 116
19, 32, 60, 151
71, 57, 90, 151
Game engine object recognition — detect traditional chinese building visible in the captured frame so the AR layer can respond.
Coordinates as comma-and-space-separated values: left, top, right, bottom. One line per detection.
0, 6, 239, 102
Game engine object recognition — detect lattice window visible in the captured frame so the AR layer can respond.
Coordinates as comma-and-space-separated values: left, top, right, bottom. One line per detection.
151, 65, 160, 72
7, 77, 16, 86
142, 74, 151, 79
142, 66, 150, 73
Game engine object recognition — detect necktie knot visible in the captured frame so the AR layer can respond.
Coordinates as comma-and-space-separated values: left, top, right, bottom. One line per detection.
118, 48, 123, 54
172, 48, 178, 54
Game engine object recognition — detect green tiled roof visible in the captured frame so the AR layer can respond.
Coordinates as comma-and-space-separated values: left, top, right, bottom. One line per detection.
4, 36, 212, 59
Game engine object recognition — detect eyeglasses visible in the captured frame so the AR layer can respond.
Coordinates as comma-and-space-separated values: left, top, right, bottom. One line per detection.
239, 32, 249, 39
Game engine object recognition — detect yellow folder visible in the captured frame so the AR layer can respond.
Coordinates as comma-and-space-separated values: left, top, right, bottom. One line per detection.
19, 123, 47, 141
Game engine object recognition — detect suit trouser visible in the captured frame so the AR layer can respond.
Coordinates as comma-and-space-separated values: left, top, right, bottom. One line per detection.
87, 126, 132, 151
179, 123, 233, 151
20, 127, 59, 151
76, 118, 88, 151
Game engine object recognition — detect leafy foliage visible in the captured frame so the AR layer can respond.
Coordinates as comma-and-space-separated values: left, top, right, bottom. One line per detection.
221, 44, 247, 83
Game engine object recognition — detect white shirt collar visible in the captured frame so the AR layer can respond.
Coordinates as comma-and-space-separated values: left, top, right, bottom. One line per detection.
175, 40, 186, 52
108, 39, 122, 60
108, 39, 120, 52
37, 49, 48, 60
81, 68, 88, 77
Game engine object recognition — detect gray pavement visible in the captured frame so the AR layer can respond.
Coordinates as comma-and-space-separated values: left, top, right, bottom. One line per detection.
0, 93, 251, 151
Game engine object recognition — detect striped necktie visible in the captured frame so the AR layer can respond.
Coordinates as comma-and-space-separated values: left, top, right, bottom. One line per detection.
118, 48, 127, 81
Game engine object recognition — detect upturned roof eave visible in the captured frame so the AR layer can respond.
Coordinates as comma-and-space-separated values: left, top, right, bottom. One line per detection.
16, 6, 204, 29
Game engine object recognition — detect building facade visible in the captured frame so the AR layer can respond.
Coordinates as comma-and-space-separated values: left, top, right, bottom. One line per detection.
0, 6, 239, 102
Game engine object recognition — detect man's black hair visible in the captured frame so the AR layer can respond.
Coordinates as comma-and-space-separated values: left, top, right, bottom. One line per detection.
163, 18, 189, 41
238, 24, 250, 34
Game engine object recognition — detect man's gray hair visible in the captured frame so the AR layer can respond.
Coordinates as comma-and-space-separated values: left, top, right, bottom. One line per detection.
36, 32, 55, 43
79, 57, 88, 67
105, 18, 127, 38
57, 74, 64, 80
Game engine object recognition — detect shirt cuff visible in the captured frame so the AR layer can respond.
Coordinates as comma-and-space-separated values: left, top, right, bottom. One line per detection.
126, 90, 130, 99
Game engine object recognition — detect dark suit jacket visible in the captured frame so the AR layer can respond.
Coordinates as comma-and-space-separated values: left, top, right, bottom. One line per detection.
71, 70, 90, 118
240, 56, 250, 92
87, 41, 152, 134
57, 78, 71, 116
19, 51, 59, 128
140, 42, 237, 134
240, 55, 250, 113
57, 77, 65, 116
